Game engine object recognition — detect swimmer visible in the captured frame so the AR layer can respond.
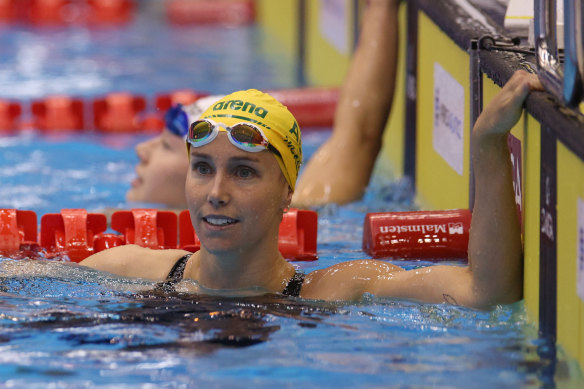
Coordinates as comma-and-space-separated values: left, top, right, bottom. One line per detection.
126, 95, 224, 207
124, 0, 399, 209
292, 0, 399, 207
81, 72, 543, 309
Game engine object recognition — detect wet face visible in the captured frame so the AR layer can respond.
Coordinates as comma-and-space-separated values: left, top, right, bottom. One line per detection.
126, 129, 189, 207
185, 133, 291, 255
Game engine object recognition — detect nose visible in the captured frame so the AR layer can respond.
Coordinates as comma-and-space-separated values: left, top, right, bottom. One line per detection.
135, 137, 157, 163
207, 172, 230, 208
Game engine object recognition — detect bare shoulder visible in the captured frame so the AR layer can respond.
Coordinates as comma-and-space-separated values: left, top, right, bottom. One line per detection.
79, 245, 191, 281
300, 259, 404, 301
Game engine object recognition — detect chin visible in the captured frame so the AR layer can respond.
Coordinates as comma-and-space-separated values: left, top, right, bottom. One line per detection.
125, 189, 137, 202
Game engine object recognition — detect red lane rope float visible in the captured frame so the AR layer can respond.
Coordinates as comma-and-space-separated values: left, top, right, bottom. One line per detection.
0, 0, 134, 25
152, 86, 339, 129
86, 0, 134, 25
93, 92, 147, 133
0, 100, 21, 132
0, 0, 17, 22
31, 95, 84, 131
1, 86, 337, 133
110, 209, 177, 249
155, 90, 210, 112
267, 87, 339, 128
0, 208, 318, 262
179, 208, 318, 261
27, 0, 73, 25
166, 0, 256, 26
137, 89, 212, 132
41, 209, 107, 262
0, 209, 38, 256
362, 209, 471, 260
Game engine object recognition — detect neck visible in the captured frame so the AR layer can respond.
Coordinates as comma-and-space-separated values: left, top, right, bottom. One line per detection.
189, 236, 295, 293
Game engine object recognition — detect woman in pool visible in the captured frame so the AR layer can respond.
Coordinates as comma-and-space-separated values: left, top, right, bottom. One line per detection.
81, 70, 543, 309
126, 94, 223, 207
126, 0, 399, 208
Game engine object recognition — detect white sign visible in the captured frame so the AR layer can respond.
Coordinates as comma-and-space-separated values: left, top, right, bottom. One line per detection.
578, 198, 584, 301
319, 0, 348, 54
433, 63, 465, 175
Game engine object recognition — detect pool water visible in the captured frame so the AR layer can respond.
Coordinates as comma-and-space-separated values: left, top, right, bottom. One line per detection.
0, 2, 581, 387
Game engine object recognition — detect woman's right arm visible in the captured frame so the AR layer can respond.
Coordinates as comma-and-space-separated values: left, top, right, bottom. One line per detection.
80, 245, 190, 281
292, 0, 400, 207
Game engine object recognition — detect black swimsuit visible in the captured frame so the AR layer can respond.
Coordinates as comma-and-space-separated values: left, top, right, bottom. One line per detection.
156, 254, 305, 297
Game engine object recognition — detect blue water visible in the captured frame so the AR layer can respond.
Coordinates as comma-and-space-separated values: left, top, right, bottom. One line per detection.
0, 2, 581, 388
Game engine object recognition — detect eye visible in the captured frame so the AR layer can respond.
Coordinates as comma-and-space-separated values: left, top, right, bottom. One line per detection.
192, 161, 213, 175
234, 166, 256, 179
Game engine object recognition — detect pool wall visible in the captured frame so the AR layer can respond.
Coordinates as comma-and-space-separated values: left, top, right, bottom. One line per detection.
257, 0, 584, 372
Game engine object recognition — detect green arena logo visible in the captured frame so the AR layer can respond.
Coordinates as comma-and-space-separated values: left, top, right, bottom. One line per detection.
212, 100, 268, 119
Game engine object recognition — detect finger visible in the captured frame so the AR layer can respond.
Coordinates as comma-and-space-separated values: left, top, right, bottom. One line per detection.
527, 75, 544, 91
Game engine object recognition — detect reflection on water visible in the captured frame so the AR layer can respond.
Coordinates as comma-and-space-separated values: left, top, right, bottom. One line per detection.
0, 257, 570, 388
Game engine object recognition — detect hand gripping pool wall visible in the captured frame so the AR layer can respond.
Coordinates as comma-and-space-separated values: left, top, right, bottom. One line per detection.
374, 0, 584, 374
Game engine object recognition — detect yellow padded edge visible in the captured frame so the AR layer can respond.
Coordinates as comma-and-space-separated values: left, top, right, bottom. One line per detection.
557, 141, 584, 371
305, 0, 354, 86
378, 1, 407, 179
415, 11, 470, 210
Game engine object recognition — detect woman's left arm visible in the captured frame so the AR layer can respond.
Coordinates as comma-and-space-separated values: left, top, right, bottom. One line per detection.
303, 71, 543, 309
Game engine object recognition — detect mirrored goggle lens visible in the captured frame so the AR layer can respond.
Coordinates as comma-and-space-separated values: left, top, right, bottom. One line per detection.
189, 120, 214, 143
230, 124, 266, 148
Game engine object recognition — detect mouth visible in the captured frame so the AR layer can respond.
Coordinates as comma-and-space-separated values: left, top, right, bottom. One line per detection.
131, 168, 143, 188
130, 176, 142, 188
202, 215, 239, 227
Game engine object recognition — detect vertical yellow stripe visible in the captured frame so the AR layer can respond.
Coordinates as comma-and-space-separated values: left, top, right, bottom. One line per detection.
415, 11, 469, 210
557, 142, 584, 371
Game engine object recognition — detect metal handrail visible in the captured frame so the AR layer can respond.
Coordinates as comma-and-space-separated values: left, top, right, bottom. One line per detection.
562, 0, 583, 105
534, 0, 584, 106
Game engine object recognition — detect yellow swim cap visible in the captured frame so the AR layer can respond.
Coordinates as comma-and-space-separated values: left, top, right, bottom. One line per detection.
197, 89, 302, 191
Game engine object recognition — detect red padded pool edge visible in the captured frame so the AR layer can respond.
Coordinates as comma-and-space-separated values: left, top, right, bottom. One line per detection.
362, 209, 471, 260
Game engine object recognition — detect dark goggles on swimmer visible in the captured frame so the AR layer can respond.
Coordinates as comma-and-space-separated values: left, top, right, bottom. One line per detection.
187, 118, 282, 158
163, 104, 189, 138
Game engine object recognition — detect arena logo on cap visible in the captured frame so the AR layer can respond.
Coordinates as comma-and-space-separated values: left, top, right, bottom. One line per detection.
289, 121, 300, 144
212, 100, 268, 119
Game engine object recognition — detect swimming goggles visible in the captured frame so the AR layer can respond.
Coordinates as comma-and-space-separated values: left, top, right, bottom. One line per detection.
163, 104, 189, 138
187, 118, 282, 158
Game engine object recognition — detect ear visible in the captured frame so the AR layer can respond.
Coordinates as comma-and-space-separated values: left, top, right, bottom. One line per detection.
280, 184, 293, 211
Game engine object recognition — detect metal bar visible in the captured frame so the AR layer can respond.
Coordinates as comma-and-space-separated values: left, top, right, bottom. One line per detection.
297, 0, 307, 86
539, 126, 557, 343
562, 0, 584, 105
534, 0, 564, 99
404, 2, 418, 185
468, 39, 482, 211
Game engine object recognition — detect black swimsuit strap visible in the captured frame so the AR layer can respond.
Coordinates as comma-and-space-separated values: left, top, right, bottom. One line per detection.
155, 255, 305, 297
282, 271, 305, 297
154, 253, 191, 293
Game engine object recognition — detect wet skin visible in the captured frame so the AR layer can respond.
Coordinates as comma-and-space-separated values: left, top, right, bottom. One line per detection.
126, 129, 189, 208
